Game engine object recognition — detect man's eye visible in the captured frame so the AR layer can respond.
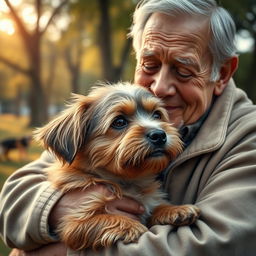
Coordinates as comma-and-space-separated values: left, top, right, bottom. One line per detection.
111, 116, 128, 129
142, 62, 160, 73
176, 67, 193, 78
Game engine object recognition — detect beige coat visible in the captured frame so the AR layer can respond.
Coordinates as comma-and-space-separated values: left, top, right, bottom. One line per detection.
1, 80, 256, 255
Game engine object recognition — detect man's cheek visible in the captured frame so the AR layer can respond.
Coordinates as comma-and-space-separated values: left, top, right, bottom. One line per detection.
134, 69, 152, 87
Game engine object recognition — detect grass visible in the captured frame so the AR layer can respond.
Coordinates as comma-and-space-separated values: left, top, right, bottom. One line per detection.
0, 114, 43, 256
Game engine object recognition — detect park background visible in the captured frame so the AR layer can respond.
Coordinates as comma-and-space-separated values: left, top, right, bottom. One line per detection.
0, 0, 255, 255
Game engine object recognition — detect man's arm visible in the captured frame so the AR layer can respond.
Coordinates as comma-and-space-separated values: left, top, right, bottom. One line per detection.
0, 151, 144, 253
0, 151, 63, 250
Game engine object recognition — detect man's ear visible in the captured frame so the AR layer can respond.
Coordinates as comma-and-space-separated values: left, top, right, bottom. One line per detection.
214, 56, 238, 96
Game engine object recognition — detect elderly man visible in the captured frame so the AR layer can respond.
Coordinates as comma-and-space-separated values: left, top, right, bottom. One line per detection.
1, 0, 256, 255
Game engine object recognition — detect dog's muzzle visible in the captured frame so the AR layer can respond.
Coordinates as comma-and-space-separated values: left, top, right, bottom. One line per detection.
146, 129, 167, 147
146, 129, 168, 158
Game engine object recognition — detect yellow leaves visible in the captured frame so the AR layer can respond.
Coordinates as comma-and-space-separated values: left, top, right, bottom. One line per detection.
0, 115, 31, 136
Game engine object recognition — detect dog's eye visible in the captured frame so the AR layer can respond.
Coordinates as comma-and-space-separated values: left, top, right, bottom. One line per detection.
111, 116, 128, 129
152, 111, 162, 120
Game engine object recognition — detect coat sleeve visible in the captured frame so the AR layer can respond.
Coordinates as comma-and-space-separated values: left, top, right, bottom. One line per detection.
0, 151, 63, 250
81, 123, 256, 255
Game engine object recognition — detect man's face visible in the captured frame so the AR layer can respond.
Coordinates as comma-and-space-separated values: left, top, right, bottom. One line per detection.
134, 13, 217, 128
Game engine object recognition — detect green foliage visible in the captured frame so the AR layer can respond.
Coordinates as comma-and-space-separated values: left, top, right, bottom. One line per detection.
221, 0, 256, 102
0, 241, 11, 256
234, 53, 252, 85
221, 0, 256, 33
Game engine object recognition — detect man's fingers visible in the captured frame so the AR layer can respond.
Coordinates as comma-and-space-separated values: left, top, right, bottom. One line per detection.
9, 249, 25, 256
105, 197, 145, 221
9, 243, 67, 256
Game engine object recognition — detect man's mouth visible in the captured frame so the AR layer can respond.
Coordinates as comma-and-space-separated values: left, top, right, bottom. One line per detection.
165, 106, 181, 111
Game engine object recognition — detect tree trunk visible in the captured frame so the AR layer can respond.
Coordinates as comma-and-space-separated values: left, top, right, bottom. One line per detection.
28, 35, 48, 126
70, 67, 79, 93
14, 85, 22, 117
3, 0, 69, 127
112, 37, 132, 82
64, 45, 81, 94
98, 0, 114, 81
97, 0, 132, 82
29, 73, 48, 127
45, 42, 57, 107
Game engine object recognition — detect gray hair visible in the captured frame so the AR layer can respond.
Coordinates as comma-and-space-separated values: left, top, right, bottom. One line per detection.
129, 0, 237, 81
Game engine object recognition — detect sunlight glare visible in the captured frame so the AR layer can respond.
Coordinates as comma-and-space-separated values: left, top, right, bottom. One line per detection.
0, 0, 22, 12
21, 6, 37, 25
235, 30, 254, 53
0, 19, 15, 35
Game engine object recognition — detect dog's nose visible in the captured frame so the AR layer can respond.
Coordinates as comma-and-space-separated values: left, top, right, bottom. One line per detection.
147, 129, 167, 146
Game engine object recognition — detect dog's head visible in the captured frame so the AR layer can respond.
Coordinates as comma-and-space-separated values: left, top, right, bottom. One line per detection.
35, 82, 183, 178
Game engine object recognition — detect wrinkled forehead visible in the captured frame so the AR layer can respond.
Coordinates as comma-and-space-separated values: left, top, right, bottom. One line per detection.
144, 12, 210, 36
139, 12, 210, 58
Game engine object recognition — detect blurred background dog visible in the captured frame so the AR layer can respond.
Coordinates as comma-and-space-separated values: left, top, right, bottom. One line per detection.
0, 136, 32, 161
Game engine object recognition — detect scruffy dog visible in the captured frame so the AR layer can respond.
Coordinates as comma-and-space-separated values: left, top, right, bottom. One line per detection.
35, 82, 200, 251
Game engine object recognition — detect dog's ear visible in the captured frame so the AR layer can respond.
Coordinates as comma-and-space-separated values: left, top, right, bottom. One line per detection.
34, 94, 95, 164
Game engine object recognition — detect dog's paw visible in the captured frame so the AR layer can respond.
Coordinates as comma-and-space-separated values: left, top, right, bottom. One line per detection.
60, 214, 148, 251
150, 204, 200, 226
100, 215, 148, 246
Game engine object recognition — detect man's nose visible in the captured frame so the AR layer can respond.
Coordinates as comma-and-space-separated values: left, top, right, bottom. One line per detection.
150, 66, 176, 98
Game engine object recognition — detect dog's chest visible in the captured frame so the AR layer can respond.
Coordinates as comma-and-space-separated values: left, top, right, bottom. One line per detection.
108, 175, 167, 221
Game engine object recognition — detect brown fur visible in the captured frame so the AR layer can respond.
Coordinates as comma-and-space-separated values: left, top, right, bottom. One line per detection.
34, 82, 200, 251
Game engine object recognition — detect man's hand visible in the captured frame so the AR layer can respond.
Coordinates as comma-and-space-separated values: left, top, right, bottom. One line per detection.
49, 184, 145, 230
10, 185, 145, 256
9, 243, 67, 256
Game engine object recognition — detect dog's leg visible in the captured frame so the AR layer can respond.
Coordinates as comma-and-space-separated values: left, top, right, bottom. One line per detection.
60, 213, 147, 251
57, 192, 147, 251
149, 204, 200, 226
17, 142, 27, 161
4, 149, 10, 161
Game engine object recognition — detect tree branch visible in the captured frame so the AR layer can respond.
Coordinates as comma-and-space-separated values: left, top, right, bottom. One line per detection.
4, 0, 31, 40
40, 0, 69, 35
0, 55, 30, 76
35, 0, 42, 35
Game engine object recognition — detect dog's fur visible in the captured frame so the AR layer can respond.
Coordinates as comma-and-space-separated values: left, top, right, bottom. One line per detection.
0, 136, 31, 161
35, 82, 200, 251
